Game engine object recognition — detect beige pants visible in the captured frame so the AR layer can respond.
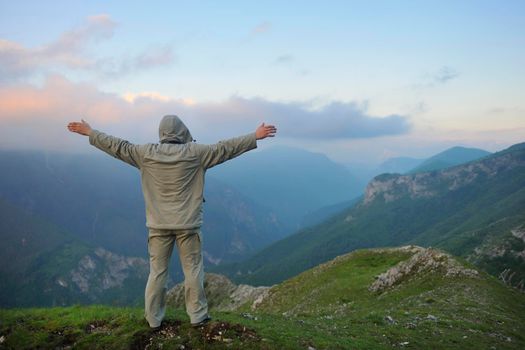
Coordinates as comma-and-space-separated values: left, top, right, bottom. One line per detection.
144, 228, 209, 327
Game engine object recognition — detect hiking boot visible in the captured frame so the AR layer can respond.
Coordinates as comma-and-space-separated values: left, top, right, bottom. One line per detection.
191, 316, 212, 328
150, 322, 163, 332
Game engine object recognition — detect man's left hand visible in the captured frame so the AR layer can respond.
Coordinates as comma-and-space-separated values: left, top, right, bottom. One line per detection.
68, 119, 93, 136
255, 123, 277, 140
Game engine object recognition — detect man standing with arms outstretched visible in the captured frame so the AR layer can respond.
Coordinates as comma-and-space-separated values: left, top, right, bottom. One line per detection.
67, 115, 277, 329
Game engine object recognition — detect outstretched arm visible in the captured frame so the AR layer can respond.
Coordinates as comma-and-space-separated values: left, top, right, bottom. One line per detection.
67, 119, 144, 168
199, 122, 277, 169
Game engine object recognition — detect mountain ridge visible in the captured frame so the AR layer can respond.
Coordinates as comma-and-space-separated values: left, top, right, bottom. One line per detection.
214, 141, 525, 288
0, 198, 148, 307
408, 146, 491, 173
209, 145, 363, 228
0, 150, 286, 270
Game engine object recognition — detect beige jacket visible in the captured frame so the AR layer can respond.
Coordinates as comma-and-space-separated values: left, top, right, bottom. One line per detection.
89, 115, 257, 229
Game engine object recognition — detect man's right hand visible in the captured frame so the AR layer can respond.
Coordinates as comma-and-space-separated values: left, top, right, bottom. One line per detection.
67, 119, 93, 136
255, 123, 277, 140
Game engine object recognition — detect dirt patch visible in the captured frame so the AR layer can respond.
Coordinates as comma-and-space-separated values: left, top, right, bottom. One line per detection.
84, 319, 116, 335
200, 321, 260, 344
130, 319, 260, 349
130, 320, 183, 350
47, 326, 79, 348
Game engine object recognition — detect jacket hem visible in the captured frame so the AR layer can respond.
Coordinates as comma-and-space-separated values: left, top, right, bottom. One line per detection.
146, 223, 202, 230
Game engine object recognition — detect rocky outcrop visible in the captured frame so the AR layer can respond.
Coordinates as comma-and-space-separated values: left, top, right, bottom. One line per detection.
364, 151, 525, 204
512, 227, 525, 243
167, 273, 270, 311
369, 246, 479, 293
364, 173, 436, 204
68, 248, 148, 295
468, 224, 525, 292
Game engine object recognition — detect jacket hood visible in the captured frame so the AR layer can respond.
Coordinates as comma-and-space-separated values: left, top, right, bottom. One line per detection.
158, 115, 194, 144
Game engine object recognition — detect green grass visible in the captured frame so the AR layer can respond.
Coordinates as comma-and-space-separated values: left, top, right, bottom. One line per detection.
248, 248, 525, 349
0, 306, 340, 349
2, 248, 524, 349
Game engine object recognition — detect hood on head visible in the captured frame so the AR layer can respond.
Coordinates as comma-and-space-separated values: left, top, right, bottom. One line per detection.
158, 115, 194, 144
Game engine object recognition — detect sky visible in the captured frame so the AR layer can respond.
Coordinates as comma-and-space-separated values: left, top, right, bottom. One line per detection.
1, 0, 524, 165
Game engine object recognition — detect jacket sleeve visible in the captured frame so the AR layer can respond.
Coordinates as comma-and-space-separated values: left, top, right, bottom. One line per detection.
198, 133, 257, 169
89, 130, 145, 168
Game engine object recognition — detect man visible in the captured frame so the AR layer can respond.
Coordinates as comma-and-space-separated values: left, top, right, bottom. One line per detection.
67, 115, 277, 329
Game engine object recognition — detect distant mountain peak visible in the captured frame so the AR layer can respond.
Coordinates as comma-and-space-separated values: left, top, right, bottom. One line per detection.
409, 145, 491, 173
365, 143, 524, 205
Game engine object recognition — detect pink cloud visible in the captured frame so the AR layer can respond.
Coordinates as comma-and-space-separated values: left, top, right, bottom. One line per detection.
0, 74, 411, 152
252, 21, 271, 35
0, 75, 126, 123
0, 14, 174, 82
45, 14, 116, 55
0, 15, 115, 80
2, 74, 517, 163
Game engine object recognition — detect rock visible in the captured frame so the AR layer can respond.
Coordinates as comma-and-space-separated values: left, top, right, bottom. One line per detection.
427, 314, 438, 321
364, 153, 525, 205
233, 284, 270, 311
240, 312, 257, 321
384, 315, 396, 324
369, 247, 479, 293
68, 248, 148, 295
251, 288, 270, 310
405, 322, 417, 329
511, 227, 525, 242
167, 273, 270, 311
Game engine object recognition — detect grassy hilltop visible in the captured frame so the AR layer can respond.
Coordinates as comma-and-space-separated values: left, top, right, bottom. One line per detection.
1, 246, 524, 349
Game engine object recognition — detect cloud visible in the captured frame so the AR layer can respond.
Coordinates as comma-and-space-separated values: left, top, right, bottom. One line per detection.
135, 45, 175, 69
274, 54, 294, 64
93, 44, 177, 78
192, 98, 411, 140
123, 91, 173, 103
413, 66, 460, 89
48, 14, 117, 54
0, 14, 175, 82
251, 21, 271, 35
0, 75, 411, 151
433, 66, 460, 84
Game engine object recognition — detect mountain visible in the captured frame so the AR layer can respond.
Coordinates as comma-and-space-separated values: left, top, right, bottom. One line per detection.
215, 142, 525, 287
373, 147, 489, 178
209, 146, 363, 229
0, 198, 148, 307
345, 147, 485, 189
2, 246, 524, 349
409, 146, 491, 173
202, 176, 287, 264
299, 196, 361, 228
0, 150, 286, 273
377, 156, 424, 174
